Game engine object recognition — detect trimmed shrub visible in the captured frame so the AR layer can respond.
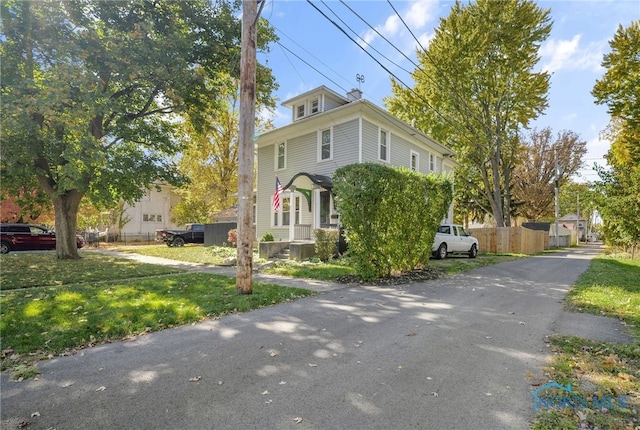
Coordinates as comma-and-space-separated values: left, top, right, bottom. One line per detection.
333, 163, 453, 280
260, 232, 274, 242
314, 228, 339, 262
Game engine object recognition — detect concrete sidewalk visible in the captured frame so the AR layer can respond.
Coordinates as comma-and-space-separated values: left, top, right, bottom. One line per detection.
1, 245, 633, 430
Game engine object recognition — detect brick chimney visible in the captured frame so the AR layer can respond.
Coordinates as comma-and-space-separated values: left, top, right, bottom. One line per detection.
347, 88, 362, 101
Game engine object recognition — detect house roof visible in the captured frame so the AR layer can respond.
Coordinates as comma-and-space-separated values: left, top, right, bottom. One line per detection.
559, 213, 586, 222
281, 85, 350, 108
258, 96, 457, 161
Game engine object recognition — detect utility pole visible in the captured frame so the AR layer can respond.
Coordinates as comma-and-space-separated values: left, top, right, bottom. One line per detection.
237, 0, 259, 294
554, 146, 559, 248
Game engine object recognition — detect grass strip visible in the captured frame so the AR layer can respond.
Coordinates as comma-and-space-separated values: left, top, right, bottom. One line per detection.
0, 252, 184, 290
532, 254, 640, 429
1, 272, 313, 371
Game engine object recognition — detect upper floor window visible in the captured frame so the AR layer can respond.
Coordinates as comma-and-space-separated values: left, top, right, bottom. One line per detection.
429, 153, 435, 172
410, 150, 419, 171
296, 104, 305, 119
276, 142, 286, 170
311, 98, 319, 114
379, 129, 389, 162
319, 128, 332, 161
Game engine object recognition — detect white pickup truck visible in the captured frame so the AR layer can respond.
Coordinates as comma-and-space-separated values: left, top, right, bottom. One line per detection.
432, 224, 479, 259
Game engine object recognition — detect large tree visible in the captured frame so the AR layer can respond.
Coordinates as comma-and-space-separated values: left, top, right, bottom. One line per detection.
512, 128, 587, 221
592, 20, 640, 252
0, 0, 276, 258
386, 0, 551, 226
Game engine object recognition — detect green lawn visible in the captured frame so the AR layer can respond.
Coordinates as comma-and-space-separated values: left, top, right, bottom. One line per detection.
113, 243, 244, 265
567, 256, 640, 336
532, 254, 640, 430
0, 252, 313, 375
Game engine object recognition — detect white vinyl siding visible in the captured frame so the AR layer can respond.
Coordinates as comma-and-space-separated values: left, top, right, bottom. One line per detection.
360, 119, 379, 162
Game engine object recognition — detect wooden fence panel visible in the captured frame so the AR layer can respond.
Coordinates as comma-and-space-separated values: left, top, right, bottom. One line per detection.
469, 227, 547, 255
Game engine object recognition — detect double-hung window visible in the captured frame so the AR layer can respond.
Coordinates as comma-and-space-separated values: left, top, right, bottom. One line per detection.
276, 142, 286, 170
379, 128, 389, 162
319, 128, 332, 161
310, 98, 319, 114
429, 153, 435, 172
410, 150, 419, 171
296, 104, 305, 119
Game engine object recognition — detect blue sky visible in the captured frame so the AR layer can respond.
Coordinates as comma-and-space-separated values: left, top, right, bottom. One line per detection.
258, 0, 639, 182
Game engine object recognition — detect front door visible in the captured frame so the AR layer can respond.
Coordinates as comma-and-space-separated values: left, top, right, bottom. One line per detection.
320, 191, 331, 226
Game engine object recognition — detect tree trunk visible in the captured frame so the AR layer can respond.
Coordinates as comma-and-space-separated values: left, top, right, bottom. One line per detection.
51, 191, 84, 259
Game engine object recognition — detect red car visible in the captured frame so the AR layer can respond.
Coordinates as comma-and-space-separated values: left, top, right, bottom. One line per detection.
0, 223, 84, 254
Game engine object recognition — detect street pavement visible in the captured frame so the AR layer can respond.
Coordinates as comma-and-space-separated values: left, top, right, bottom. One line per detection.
1, 244, 633, 429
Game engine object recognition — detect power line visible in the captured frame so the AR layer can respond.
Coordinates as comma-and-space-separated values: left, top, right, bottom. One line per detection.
304, 0, 466, 137
275, 41, 349, 95
275, 28, 353, 90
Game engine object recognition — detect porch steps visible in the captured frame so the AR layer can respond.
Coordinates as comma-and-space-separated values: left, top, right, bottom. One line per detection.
272, 246, 290, 260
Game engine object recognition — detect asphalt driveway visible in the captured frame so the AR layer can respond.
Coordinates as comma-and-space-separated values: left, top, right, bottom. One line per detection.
1, 244, 632, 429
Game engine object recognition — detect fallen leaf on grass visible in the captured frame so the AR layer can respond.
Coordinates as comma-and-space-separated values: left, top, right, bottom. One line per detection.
30, 412, 40, 418
618, 372, 634, 381
189, 376, 201, 382
269, 350, 279, 357
95, 386, 107, 392
18, 421, 29, 429
293, 417, 303, 423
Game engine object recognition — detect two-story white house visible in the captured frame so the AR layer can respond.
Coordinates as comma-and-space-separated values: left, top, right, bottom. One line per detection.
255, 86, 457, 242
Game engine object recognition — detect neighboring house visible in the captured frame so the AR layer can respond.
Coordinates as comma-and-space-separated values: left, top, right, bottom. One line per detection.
255, 86, 457, 242
115, 183, 181, 240
559, 213, 587, 241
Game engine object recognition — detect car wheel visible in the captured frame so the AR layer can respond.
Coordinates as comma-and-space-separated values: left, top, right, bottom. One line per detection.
469, 243, 478, 259
0, 241, 10, 254
436, 243, 447, 259
173, 237, 185, 247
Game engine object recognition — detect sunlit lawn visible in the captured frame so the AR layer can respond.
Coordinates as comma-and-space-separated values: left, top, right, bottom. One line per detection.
113, 244, 242, 265
532, 254, 640, 430
0, 251, 184, 290
0, 251, 313, 374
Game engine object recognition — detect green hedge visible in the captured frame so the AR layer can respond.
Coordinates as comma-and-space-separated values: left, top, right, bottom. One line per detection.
333, 163, 453, 280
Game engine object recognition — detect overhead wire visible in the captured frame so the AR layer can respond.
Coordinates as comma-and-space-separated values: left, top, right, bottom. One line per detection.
304, 0, 465, 137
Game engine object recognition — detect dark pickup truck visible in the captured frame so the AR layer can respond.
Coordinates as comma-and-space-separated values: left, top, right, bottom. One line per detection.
156, 223, 205, 247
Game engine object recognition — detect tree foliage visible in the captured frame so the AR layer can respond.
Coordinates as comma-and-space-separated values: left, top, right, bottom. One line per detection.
171, 77, 271, 226
333, 163, 453, 280
385, 0, 551, 227
0, 0, 277, 258
592, 20, 640, 251
512, 128, 587, 221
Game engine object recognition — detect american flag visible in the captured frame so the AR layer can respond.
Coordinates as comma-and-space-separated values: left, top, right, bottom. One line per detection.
272, 177, 284, 211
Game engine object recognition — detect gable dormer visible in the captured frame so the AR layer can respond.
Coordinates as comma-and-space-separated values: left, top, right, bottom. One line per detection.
282, 86, 351, 122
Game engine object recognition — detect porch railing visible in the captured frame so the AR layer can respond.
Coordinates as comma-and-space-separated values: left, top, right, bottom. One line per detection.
293, 224, 312, 240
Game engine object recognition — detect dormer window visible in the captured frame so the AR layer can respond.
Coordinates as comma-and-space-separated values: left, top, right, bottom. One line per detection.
296, 104, 305, 119
310, 98, 319, 114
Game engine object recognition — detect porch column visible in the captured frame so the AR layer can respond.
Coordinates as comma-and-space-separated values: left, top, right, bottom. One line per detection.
288, 186, 296, 241
313, 186, 321, 230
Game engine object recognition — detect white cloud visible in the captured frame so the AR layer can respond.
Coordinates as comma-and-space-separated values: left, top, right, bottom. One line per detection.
405, 0, 438, 29
362, 0, 437, 46
540, 34, 605, 73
